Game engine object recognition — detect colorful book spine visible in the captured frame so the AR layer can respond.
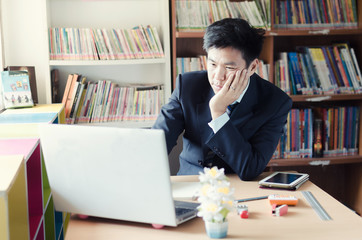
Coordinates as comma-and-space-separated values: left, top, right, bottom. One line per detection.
48, 25, 164, 60
273, 0, 357, 29
61, 76, 165, 124
274, 106, 358, 159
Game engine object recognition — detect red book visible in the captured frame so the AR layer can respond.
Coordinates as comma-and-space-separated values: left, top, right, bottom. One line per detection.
64, 74, 80, 118
62, 74, 73, 105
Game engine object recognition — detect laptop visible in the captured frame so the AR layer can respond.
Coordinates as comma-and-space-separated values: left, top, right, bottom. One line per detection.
38, 124, 199, 227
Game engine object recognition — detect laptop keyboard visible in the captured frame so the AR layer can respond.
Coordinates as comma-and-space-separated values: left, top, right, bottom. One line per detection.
175, 207, 195, 216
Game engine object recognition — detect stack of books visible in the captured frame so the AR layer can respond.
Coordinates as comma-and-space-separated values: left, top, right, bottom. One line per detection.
61, 74, 164, 124
274, 0, 358, 29
273, 106, 359, 159
176, 55, 207, 75
49, 25, 164, 60
274, 43, 362, 95
176, 0, 270, 31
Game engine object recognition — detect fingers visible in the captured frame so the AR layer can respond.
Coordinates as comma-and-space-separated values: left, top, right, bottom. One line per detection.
228, 69, 248, 93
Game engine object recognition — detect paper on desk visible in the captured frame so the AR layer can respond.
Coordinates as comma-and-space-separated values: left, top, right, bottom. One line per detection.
171, 182, 200, 199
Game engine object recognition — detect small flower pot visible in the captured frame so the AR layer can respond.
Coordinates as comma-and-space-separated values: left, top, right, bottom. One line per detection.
204, 220, 228, 239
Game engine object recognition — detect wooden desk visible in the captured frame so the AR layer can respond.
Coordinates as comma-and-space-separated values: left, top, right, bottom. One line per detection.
65, 175, 362, 240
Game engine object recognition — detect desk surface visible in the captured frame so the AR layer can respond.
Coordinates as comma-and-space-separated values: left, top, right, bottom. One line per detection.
65, 174, 362, 240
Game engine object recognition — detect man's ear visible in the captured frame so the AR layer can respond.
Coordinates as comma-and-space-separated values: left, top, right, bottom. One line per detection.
247, 59, 259, 77
248, 58, 259, 76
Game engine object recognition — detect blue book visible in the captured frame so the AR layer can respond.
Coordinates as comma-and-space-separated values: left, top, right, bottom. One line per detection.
327, 46, 345, 88
298, 52, 313, 94
1, 71, 34, 109
338, 47, 354, 90
288, 52, 304, 94
0, 112, 58, 124
299, 49, 318, 92
308, 0, 318, 24
286, 1, 293, 24
345, 107, 352, 150
288, 59, 297, 95
308, 108, 313, 157
321, 47, 339, 93
352, 107, 360, 149
303, 0, 312, 24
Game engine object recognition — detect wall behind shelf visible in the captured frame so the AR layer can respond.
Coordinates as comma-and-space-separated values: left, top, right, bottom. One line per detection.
1, 0, 49, 103
51, 64, 167, 102
47, 0, 171, 104
1, 0, 171, 104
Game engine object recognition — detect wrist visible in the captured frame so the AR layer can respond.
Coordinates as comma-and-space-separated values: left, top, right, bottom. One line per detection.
211, 109, 226, 120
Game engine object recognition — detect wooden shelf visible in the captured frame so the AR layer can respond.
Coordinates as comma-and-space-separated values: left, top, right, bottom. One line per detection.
175, 28, 362, 39
269, 155, 362, 167
49, 59, 167, 66
290, 94, 362, 102
267, 27, 362, 36
176, 31, 204, 38
78, 120, 155, 128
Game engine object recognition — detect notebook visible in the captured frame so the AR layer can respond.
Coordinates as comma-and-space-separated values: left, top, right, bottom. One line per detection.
38, 124, 199, 227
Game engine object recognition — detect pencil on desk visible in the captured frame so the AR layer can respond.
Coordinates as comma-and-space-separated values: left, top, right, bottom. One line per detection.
236, 195, 269, 203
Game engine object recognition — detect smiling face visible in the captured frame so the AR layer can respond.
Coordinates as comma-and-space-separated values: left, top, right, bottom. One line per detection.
207, 47, 248, 94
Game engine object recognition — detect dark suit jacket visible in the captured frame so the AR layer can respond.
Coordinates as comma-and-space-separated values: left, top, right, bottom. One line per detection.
152, 71, 292, 180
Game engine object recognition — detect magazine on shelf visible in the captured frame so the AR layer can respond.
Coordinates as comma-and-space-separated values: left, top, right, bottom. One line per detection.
0, 70, 34, 109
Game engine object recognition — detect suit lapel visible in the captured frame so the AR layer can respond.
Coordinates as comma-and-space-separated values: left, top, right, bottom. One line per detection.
197, 87, 214, 140
196, 87, 214, 159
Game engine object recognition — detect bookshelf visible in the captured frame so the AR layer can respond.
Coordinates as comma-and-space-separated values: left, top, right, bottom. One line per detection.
0, 155, 28, 240
1, 0, 171, 128
171, 0, 362, 214
0, 104, 69, 240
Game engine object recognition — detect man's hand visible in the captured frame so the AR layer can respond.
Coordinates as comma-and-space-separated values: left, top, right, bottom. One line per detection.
209, 69, 249, 120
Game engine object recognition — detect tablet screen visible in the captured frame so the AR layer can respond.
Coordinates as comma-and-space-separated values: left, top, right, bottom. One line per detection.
264, 173, 303, 184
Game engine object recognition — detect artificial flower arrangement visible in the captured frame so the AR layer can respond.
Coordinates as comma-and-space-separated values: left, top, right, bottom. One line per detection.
196, 167, 235, 238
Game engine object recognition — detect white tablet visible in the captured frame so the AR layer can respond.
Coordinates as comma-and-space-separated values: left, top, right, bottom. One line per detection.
258, 172, 309, 189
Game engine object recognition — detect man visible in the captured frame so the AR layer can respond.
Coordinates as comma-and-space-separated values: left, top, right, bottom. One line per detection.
153, 18, 292, 180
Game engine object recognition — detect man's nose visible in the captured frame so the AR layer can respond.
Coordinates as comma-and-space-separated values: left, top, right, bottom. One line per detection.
214, 66, 226, 81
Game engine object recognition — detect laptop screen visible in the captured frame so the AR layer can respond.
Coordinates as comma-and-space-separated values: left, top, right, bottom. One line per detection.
39, 124, 180, 226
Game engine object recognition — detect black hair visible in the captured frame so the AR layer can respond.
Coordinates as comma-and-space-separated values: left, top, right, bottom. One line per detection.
203, 18, 265, 67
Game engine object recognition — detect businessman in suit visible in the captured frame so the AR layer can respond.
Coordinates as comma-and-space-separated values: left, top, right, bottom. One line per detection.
153, 18, 292, 180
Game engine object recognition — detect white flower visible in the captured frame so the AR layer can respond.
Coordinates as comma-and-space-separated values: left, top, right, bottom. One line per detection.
199, 167, 228, 184
196, 167, 235, 223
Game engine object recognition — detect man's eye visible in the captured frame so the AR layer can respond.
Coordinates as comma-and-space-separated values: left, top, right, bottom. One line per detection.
226, 67, 236, 70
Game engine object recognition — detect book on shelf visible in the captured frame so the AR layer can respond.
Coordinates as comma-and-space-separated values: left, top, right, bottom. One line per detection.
62, 74, 73, 105
49, 25, 164, 61
132, 26, 153, 59
63, 74, 81, 119
51, 69, 60, 103
69, 77, 87, 124
4, 66, 38, 104
176, 55, 207, 75
273, 106, 359, 159
176, 0, 270, 31
0, 70, 34, 109
273, 0, 358, 29
274, 42, 362, 95
313, 118, 324, 157
60, 75, 165, 124
255, 60, 270, 81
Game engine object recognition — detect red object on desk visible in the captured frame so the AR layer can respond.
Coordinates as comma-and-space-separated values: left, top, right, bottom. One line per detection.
271, 204, 288, 216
